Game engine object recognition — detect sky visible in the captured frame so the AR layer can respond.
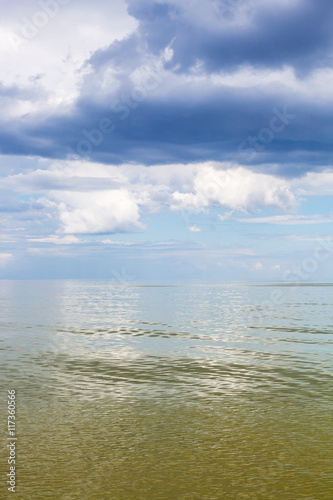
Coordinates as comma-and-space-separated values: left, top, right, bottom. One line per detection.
1, 0, 333, 281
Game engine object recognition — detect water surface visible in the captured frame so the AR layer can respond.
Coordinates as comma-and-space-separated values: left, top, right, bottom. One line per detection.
0, 281, 332, 499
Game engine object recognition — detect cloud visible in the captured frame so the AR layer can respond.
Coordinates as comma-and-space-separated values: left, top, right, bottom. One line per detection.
6, 159, 333, 237
101, 239, 181, 248
292, 169, 333, 195
172, 165, 295, 211
102, 239, 136, 245
2, 159, 302, 235
238, 214, 333, 225
285, 235, 332, 242
28, 235, 81, 244
188, 225, 202, 232
0, 0, 333, 172
51, 189, 144, 234
127, 0, 333, 74
218, 210, 233, 221
0, 0, 136, 103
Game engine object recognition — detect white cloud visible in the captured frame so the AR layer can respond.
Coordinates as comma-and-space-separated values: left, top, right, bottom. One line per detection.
0, 234, 17, 243
218, 210, 233, 221
27, 247, 73, 255
286, 235, 320, 242
6, 158, 333, 237
0, 0, 136, 114
52, 189, 143, 234
188, 225, 202, 232
292, 169, 333, 195
211, 67, 333, 104
28, 235, 81, 244
0, 159, 312, 237
172, 165, 295, 212
102, 239, 141, 246
239, 214, 333, 225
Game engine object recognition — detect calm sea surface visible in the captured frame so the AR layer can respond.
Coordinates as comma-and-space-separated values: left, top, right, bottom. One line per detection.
0, 280, 332, 499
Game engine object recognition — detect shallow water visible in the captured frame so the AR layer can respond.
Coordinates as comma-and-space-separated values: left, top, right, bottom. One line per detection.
0, 280, 332, 499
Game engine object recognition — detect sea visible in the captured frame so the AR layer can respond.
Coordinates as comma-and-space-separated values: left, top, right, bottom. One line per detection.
0, 280, 332, 499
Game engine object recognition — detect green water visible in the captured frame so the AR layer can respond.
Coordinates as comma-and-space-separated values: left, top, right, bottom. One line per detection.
1, 281, 332, 499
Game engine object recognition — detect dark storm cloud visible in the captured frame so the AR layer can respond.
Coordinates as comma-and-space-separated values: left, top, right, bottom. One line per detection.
3, 83, 333, 174
124, 0, 333, 74
2, 0, 333, 174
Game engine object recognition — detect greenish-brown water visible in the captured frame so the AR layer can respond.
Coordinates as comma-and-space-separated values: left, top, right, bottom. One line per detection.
1, 281, 332, 499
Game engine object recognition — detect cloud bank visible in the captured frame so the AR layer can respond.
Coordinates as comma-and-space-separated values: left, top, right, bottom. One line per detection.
1, 0, 333, 173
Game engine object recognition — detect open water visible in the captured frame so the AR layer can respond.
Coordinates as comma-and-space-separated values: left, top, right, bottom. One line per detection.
0, 280, 332, 499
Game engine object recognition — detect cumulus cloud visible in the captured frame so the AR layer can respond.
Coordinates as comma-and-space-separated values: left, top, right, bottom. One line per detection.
52, 189, 144, 234
172, 165, 295, 212
5, 159, 333, 236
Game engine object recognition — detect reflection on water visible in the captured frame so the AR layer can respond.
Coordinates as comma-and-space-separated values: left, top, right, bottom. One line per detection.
0, 281, 332, 499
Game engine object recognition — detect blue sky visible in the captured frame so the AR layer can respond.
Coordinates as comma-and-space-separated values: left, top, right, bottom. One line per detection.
1, 0, 333, 280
